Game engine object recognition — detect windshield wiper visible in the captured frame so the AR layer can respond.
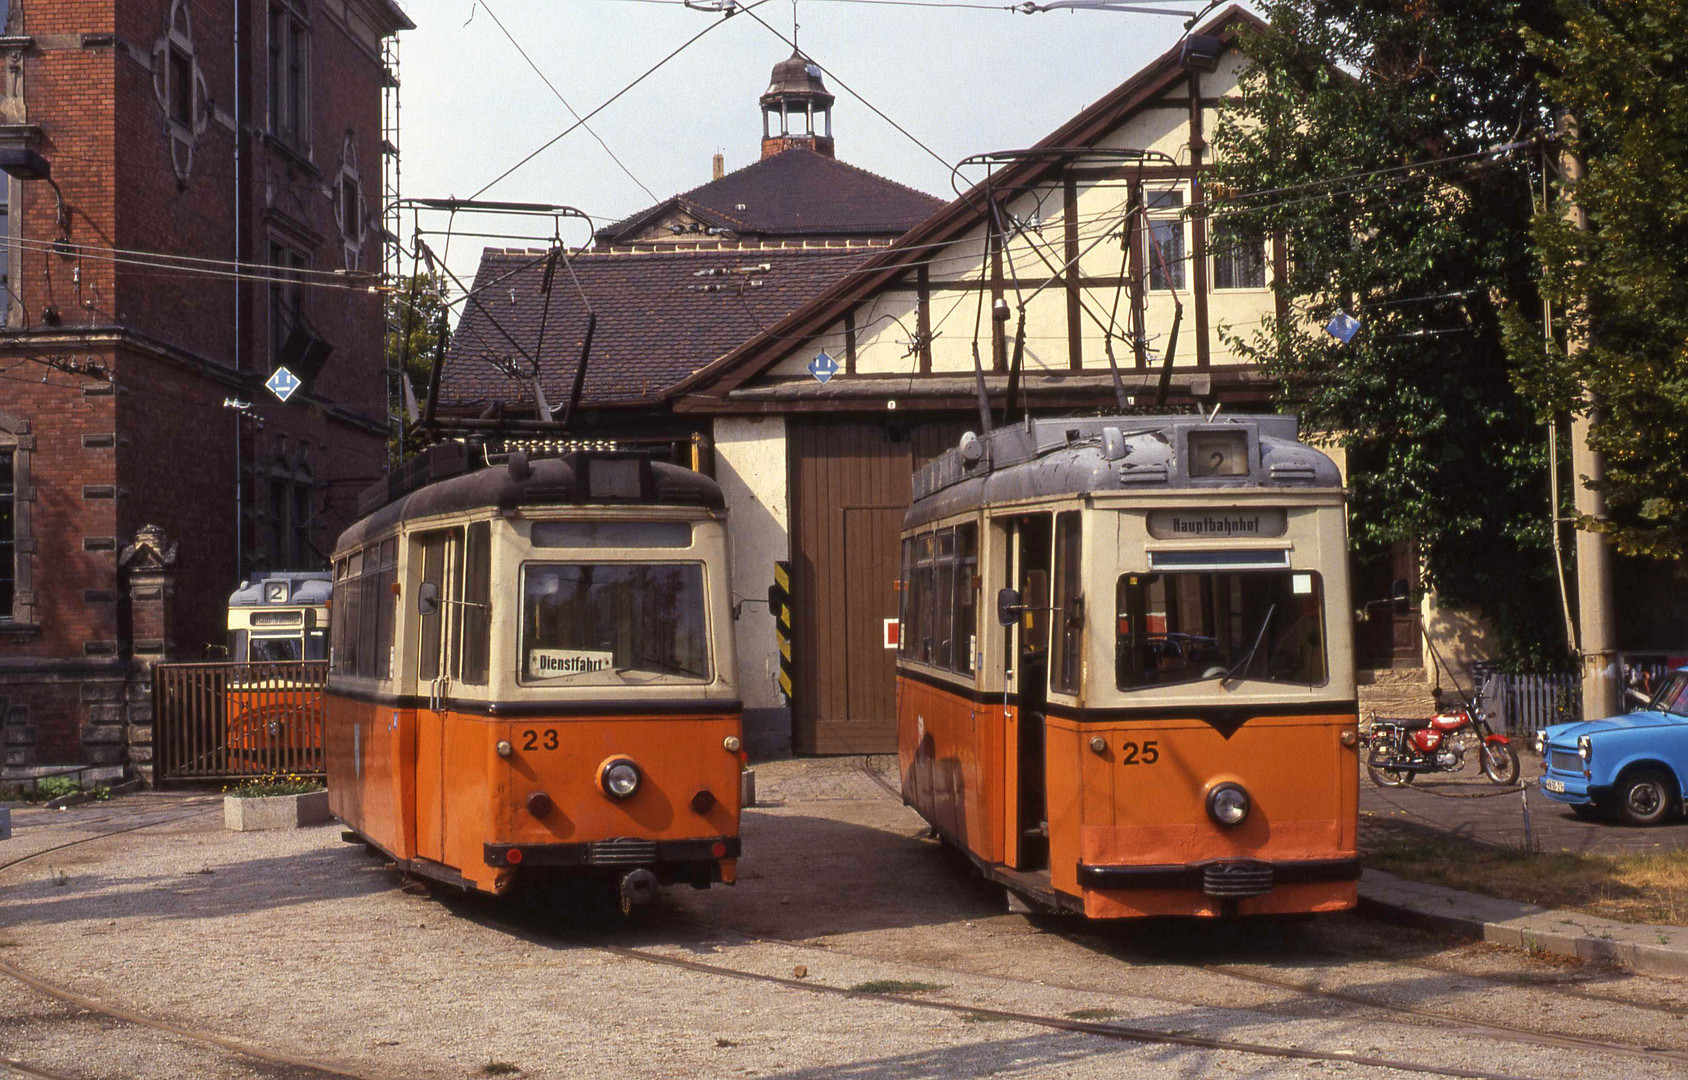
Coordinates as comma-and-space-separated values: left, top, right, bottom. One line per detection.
1220, 603, 1276, 689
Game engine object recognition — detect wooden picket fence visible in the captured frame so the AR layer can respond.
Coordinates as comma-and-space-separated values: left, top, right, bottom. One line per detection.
1475, 670, 1579, 737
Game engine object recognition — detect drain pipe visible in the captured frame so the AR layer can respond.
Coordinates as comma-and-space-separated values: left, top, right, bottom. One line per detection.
232, 0, 244, 581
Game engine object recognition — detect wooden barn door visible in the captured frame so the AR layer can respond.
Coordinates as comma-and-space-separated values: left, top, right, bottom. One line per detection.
789, 417, 965, 754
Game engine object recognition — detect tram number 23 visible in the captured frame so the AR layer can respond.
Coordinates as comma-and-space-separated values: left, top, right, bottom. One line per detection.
1119, 740, 1160, 765
521, 729, 560, 751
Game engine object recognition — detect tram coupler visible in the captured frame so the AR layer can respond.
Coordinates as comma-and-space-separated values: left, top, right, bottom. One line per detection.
619, 868, 660, 913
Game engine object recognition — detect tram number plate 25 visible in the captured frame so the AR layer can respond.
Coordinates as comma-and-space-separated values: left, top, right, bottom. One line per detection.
1119, 740, 1159, 765
521, 729, 560, 751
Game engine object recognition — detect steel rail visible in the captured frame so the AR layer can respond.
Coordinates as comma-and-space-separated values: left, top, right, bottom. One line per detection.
0, 803, 388, 1080
853, 757, 1688, 1062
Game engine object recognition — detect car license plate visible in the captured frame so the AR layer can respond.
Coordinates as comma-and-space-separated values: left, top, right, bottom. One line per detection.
1544, 778, 1566, 793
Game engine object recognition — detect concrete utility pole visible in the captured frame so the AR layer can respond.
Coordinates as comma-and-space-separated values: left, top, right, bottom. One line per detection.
1560, 113, 1620, 722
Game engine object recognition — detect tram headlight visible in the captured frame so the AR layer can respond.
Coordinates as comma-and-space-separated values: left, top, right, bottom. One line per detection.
1206, 783, 1250, 828
496, 740, 513, 758
599, 757, 642, 800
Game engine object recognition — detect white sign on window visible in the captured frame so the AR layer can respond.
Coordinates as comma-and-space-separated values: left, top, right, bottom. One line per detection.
528, 649, 614, 679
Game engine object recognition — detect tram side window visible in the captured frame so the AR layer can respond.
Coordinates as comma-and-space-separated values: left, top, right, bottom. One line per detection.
897, 526, 978, 676
330, 544, 396, 679
1115, 570, 1326, 689
459, 521, 491, 686
417, 532, 449, 682
334, 550, 363, 675
1050, 512, 1084, 694
954, 524, 977, 674
932, 530, 956, 669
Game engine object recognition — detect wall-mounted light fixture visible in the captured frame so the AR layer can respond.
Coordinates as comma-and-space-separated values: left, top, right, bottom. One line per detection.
0, 148, 71, 238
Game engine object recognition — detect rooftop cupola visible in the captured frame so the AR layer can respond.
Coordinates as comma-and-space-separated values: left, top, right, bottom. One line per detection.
760, 50, 834, 160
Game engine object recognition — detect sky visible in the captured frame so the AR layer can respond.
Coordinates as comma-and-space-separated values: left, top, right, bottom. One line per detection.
393, 0, 1226, 285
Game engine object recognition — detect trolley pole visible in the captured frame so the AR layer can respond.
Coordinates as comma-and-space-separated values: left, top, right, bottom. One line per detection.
1560, 113, 1620, 723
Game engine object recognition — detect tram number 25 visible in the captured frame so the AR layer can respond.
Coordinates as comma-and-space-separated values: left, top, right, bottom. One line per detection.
521, 729, 559, 751
1119, 740, 1159, 765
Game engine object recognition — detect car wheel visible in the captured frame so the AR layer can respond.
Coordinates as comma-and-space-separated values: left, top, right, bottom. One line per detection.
1617, 769, 1677, 826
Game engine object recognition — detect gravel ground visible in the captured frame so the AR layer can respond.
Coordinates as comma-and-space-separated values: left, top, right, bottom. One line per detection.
0, 762, 1684, 1080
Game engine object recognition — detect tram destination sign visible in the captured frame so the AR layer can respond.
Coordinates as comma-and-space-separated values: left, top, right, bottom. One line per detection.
1147, 509, 1287, 540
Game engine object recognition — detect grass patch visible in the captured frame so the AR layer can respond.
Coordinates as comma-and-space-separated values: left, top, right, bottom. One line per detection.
1366, 833, 1688, 926
847, 979, 947, 996
479, 1064, 520, 1077
1064, 1008, 1121, 1021
960, 1013, 1008, 1024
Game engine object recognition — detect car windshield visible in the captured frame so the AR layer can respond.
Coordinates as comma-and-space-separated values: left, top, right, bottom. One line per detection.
522, 563, 709, 684
1650, 673, 1688, 717
1116, 570, 1326, 689
249, 635, 303, 662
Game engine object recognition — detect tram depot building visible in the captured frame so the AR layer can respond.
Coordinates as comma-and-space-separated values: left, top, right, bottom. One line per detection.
0, 0, 411, 781
433, 7, 1378, 758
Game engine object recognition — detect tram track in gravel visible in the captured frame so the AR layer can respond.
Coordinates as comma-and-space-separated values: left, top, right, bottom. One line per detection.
842, 755, 1688, 1065
0, 802, 388, 1080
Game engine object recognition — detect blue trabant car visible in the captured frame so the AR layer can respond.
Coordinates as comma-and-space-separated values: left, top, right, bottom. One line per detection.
1536, 669, 1688, 825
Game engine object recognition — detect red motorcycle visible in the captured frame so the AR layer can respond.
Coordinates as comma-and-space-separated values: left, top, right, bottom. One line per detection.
1365, 697, 1519, 787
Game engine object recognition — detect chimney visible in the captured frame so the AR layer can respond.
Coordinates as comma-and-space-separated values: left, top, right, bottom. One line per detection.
712, 152, 725, 181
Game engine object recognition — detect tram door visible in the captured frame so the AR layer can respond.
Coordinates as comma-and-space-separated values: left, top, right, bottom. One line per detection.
1009, 514, 1052, 871
414, 528, 463, 865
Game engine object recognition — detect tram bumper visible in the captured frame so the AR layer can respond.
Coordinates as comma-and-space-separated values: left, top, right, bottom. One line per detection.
1076, 856, 1361, 899
483, 836, 740, 883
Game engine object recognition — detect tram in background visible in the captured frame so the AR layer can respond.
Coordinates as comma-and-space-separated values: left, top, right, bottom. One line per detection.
325, 444, 743, 908
897, 415, 1360, 918
226, 572, 330, 662
223, 572, 332, 773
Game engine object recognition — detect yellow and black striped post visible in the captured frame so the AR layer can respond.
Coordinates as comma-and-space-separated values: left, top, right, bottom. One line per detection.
768, 561, 793, 704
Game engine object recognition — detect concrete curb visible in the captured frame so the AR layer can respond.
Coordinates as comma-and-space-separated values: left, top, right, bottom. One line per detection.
1358, 868, 1688, 978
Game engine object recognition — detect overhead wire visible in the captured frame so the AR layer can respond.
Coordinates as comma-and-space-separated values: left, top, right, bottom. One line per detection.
475, 0, 661, 205
468, 0, 778, 200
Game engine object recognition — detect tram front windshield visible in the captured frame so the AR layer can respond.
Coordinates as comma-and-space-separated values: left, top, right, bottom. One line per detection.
249, 634, 304, 662
522, 563, 709, 683
1116, 570, 1325, 689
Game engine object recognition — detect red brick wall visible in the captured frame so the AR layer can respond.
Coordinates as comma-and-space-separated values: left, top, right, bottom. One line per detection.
0, 0, 401, 770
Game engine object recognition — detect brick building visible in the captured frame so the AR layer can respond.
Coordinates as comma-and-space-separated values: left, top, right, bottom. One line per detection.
0, 0, 411, 781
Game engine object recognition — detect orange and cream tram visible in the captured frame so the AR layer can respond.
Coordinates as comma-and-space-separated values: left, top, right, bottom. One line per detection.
223, 572, 332, 773
897, 415, 1359, 918
326, 446, 743, 907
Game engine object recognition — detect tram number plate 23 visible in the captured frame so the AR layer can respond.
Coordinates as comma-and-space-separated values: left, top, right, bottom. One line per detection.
521, 729, 560, 751
1119, 740, 1159, 765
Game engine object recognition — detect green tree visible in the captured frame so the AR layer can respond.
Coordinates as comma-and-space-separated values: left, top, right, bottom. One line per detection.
385, 269, 452, 411
1210, 0, 1566, 660
1510, 0, 1688, 560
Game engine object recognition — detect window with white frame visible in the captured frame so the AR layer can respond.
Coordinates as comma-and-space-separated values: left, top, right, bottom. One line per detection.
335, 134, 368, 270
1146, 189, 1186, 292
268, 0, 311, 153
1210, 217, 1267, 290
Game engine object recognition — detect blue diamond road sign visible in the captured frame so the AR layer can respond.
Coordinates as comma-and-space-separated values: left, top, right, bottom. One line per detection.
265, 365, 302, 403
808, 350, 839, 384
1324, 311, 1361, 345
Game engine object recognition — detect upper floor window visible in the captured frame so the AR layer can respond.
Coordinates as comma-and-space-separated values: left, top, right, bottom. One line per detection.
0, 411, 34, 625
1146, 189, 1186, 292
1210, 218, 1267, 290
335, 135, 368, 270
268, 239, 307, 367
268, 0, 311, 153
152, 0, 206, 180
0, 449, 14, 615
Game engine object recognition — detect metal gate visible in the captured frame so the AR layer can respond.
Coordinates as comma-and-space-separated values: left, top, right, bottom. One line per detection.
152, 661, 328, 781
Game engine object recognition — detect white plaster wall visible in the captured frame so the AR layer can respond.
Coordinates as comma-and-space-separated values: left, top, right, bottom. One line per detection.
713, 416, 791, 714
